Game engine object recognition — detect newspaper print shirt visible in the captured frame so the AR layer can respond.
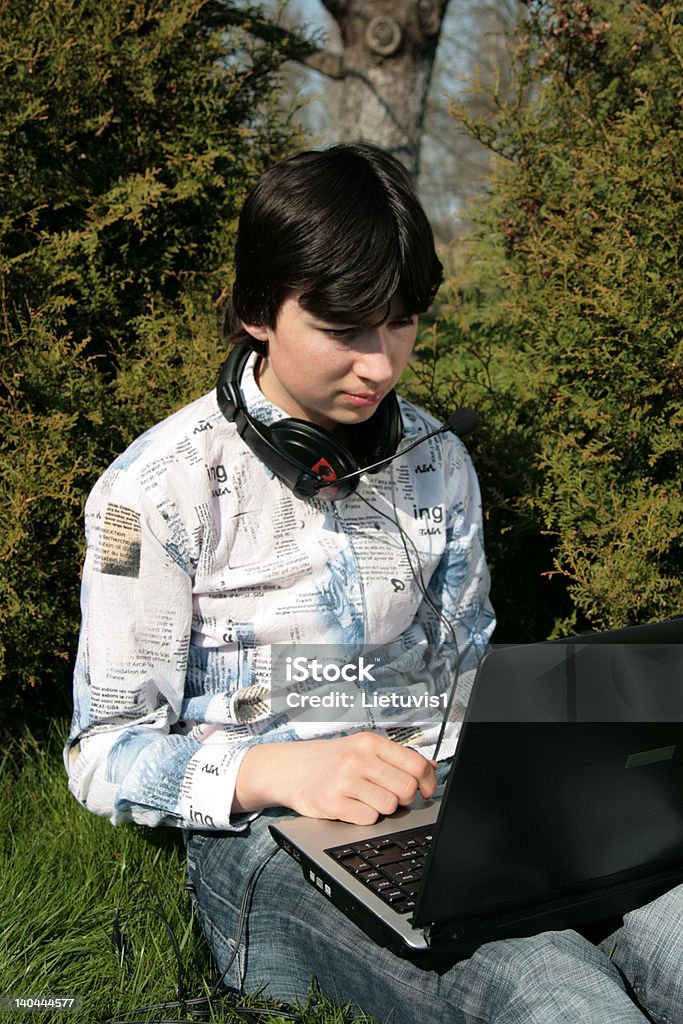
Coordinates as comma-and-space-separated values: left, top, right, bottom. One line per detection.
65, 352, 495, 830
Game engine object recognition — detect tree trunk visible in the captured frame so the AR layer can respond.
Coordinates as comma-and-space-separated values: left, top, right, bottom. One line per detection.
320, 0, 449, 177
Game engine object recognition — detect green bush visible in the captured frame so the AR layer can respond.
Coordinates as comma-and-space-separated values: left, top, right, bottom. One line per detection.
405, 0, 683, 639
0, 0, 302, 727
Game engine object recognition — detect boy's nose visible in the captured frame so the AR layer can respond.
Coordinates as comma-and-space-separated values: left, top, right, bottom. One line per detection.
352, 323, 397, 385
353, 344, 395, 388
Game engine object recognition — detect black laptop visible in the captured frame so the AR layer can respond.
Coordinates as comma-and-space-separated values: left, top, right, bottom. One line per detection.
269, 618, 683, 966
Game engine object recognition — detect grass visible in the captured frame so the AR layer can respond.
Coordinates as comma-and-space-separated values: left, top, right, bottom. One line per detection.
0, 727, 373, 1024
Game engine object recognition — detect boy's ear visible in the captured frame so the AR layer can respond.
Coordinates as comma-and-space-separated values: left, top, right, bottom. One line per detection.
240, 321, 269, 343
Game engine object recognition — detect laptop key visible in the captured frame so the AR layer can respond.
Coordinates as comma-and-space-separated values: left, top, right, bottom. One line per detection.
394, 836, 420, 850
381, 860, 424, 882
382, 888, 407, 904
363, 870, 383, 883
340, 855, 370, 872
390, 900, 411, 914
370, 848, 420, 867
353, 841, 380, 854
395, 872, 420, 886
368, 878, 393, 892
365, 847, 403, 867
377, 890, 412, 914
330, 847, 358, 860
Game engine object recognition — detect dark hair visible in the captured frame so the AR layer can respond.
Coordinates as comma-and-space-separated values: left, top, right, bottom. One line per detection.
225, 143, 443, 336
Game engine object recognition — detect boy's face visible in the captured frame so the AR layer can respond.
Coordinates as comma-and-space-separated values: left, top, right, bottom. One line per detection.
242, 293, 418, 434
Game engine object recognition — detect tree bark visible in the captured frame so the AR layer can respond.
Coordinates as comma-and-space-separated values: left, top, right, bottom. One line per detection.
226, 0, 449, 178
319, 0, 449, 177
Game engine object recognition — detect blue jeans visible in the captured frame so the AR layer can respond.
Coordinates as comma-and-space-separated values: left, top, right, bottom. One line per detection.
186, 812, 683, 1024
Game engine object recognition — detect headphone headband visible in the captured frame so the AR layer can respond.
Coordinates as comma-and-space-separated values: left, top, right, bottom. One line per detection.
216, 344, 403, 500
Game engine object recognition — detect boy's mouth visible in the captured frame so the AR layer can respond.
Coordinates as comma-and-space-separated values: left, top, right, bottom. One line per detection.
342, 391, 384, 407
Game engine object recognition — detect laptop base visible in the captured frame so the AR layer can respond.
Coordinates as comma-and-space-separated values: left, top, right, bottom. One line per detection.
271, 824, 683, 970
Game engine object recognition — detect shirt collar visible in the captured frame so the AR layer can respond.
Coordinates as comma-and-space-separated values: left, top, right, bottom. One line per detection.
239, 349, 290, 427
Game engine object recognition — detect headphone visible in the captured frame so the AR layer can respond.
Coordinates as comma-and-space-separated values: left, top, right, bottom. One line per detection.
216, 343, 403, 501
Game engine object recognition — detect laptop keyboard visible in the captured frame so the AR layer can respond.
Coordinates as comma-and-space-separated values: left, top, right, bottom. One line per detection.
325, 825, 433, 915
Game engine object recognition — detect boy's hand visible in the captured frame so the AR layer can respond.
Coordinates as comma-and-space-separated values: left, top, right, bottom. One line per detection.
233, 733, 438, 825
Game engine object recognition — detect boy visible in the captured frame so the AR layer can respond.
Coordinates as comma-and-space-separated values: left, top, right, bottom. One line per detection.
66, 144, 683, 1023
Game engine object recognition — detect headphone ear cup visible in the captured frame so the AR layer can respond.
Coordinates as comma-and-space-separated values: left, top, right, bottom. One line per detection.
268, 419, 361, 498
217, 343, 252, 422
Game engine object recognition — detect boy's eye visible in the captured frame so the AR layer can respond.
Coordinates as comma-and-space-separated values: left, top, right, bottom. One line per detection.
316, 316, 415, 338
318, 325, 357, 339
391, 317, 416, 329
